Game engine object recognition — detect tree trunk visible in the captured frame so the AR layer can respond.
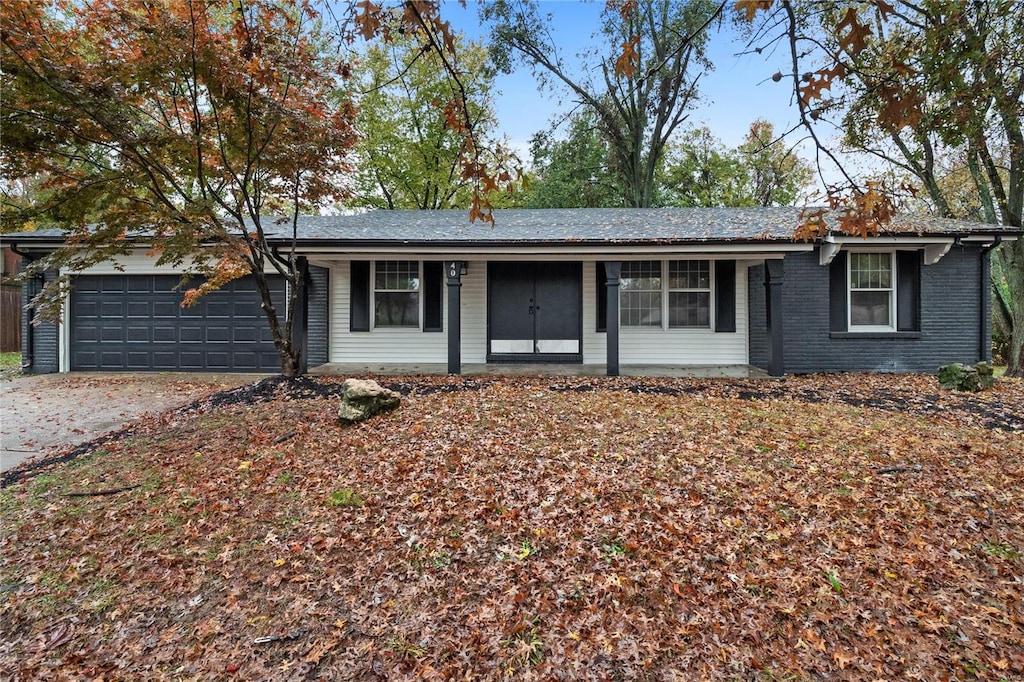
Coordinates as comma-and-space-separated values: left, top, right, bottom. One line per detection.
1001, 240, 1024, 377
279, 347, 301, 378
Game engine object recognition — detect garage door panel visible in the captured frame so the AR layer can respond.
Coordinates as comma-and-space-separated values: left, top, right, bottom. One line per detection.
152, 302, 178, 318
153, 326, 176, 343
206, 327, 230, 343
71, 275, 283, 371
101, 278, 126, 293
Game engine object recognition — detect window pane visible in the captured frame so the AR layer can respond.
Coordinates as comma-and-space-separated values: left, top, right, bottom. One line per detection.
850, 253, 891, 289
375, 292, 419, 326
669, 291, 710, 327
620, 261, 661, 291
850, 291, 890, 326
621, 291, 662, 326
668, 260, 710, 289
375, 261, 419, 291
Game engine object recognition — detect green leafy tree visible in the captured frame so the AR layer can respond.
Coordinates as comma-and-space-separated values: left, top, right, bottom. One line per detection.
350, 33, 501, 209
484, 0, 723, 208
659, 121, 812, 207
659, 126, 746, 207
735, 120, 814, 207
522, 110, 625, 208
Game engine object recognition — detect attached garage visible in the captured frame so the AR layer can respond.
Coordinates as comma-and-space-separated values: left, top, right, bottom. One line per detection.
70, 274, 284, 371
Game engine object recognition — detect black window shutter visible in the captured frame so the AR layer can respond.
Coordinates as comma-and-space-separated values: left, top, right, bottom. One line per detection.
829, 250, 848, 332
896, 250, 921, 331
596, 261, 607, 332
350, 260, 370, 332
423, 261, 443, 332
714, 259, 736, 332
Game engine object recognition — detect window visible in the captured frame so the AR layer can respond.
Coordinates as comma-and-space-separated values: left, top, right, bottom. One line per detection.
620, 260, 713, 328
849, 252, 894, 329
668, 260, 711, 327
374, 261, 419, 327
620, 261, 662, 326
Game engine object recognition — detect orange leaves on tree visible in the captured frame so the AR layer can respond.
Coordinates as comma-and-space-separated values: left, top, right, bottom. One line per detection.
353, 0, 383, 41
835, 7, 872, 55
798, 62, 847, 107
614, 35, 640, 79
876, 84, 924, 131
733, 0, 773, 23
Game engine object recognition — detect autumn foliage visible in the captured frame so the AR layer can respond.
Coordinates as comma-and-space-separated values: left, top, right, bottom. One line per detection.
2, 374, 1021, 679
1, 0, 358, 375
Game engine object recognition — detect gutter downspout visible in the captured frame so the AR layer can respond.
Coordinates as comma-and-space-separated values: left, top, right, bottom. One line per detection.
8, 243, 40, 370
979, 237, 1003, 362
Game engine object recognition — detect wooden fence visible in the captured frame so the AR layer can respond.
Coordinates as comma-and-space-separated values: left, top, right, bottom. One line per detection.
1, 287, 22, 353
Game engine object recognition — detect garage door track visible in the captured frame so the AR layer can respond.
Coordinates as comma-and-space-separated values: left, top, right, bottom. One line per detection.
1, 373, 259, 474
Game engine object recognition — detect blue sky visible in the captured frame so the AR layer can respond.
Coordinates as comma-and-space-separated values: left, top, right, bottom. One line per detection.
440, 1, 807, 159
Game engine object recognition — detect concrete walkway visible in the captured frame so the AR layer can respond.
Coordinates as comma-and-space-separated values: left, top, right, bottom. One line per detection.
0, 372, 259, 474
309, 363, 767, 378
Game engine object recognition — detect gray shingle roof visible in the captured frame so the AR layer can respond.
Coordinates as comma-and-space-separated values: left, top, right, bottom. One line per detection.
281, 207, 1018, 244
3, 208, 1017, 247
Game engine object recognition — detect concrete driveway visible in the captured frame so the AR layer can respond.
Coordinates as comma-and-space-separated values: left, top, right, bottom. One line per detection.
0, 372, 260, 474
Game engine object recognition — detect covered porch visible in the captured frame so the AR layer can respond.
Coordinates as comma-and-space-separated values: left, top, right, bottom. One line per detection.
309, 362, 769, 378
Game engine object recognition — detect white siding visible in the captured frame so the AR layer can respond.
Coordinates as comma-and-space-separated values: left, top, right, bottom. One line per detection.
74, 252, 193, 275
329, 257, 749, 366
328, 259, 488, 364
618, 261, 748, 365
582, 261, 606, 364
460, 262, 487, 363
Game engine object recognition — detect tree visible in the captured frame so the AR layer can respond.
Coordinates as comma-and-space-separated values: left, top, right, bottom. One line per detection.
1, 0, 357, 376
522, 110, 626, 208
349, 33, 501, 210
483, 0, 724, 208
740, 0, 1023, 374
658, 121, 813, 207
659, 126, 746, 207
735, 119, 814, 207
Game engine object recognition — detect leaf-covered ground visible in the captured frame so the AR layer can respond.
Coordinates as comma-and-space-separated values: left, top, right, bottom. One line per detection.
1, 373, 1022, 680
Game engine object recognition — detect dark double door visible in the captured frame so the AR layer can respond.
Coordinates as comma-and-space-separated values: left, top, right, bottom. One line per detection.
488, 261, 582, 362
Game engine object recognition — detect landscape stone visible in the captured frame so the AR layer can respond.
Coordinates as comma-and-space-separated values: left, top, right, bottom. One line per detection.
337, 378, 401, 423
938, 361, 995, 392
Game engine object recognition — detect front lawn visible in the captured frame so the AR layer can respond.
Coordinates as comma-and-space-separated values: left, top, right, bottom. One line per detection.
1, 374, 1022, 680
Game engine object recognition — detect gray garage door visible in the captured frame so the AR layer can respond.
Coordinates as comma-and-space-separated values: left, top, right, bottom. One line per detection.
70, 274, 284, 371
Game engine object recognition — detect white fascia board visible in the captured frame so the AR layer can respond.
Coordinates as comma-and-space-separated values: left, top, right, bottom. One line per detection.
821, 235, 957, 266
292, 243, 815, 258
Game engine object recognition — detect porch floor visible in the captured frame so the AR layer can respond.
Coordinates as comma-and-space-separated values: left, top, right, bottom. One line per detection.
309, 363, 768, 379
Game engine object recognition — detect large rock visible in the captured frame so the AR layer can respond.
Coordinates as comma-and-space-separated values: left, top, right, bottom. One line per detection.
337, 378, 401, 423
938, 361, 995, 392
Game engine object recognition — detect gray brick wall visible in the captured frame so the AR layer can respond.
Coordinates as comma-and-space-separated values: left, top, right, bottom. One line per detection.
306, 265, 329, 367
21, 269, 60, 374
748, 246, 987, 373
747, 263, 768, 370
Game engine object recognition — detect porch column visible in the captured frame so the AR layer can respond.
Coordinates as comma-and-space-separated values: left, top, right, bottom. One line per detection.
604, 261, 622, 376
764, 259, 785, 377
445, 261, 463, 374
291, 257, 309, 376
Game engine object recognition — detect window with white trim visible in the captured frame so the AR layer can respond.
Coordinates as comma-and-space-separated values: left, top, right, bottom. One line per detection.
620, 261, 662, 327
620, 259, 713, 328
374, 260, 419, 327
848, 252, 894, 329
668, 260, 711, 327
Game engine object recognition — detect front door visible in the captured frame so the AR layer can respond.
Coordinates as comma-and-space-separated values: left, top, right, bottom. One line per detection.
488, 262, 582, 362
